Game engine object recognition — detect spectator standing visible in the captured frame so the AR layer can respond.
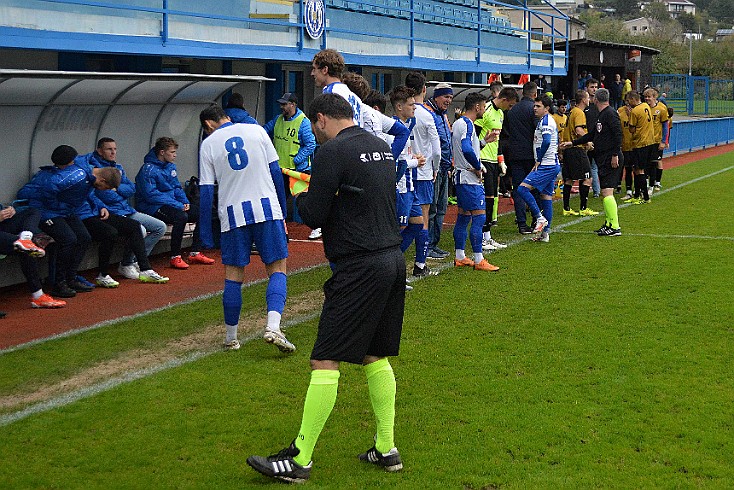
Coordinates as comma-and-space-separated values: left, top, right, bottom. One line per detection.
77, 137, 167, 281
610, 74, 624, 109
135, 137, 215, 269
262, 92, 318, 235
503, 82, 538, 234
247, 93, 406, 483
198, 105, 295, 353
424, 83, 453, 259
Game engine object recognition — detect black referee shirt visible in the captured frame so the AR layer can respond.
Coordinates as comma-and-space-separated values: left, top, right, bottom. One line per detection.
296, 125, 401, 263
572, 105, 622, 156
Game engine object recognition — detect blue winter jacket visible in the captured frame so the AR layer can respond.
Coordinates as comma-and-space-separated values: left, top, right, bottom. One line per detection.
135, 148, 189, 215
17, 162, 102, 220
225, 107, 258, 125
77, 151, 136, 216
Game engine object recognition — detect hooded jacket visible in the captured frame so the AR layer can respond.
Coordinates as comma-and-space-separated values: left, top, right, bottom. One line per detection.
135, 148, 189, 215
77, 151, 136, 216
224, 107, 258, 125
18, 162, 102, 220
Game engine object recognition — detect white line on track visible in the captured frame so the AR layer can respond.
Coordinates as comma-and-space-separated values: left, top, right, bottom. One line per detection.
2, 163, 732, 426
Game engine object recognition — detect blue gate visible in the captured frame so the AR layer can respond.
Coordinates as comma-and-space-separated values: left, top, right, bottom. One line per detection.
653, 74, 734, 115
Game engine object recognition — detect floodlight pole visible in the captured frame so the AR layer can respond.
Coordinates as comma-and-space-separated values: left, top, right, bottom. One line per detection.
688, 32, 692, 77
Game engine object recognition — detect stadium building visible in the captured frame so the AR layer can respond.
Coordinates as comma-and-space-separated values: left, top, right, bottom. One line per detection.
0, 0, 569, 205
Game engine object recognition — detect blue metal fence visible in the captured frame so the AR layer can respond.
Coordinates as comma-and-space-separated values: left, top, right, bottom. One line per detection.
666, 117, 734, 155
653, 74, 734, 115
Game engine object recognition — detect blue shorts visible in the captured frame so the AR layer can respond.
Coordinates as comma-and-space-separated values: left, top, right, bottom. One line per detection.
455, 184, 485, 211
413, 180, 434, 206
221, 220, 288, 267
396, 191, 422, 226
523, 164, 561, 197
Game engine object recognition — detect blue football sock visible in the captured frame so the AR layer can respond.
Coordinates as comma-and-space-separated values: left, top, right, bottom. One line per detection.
400, 223, 422, 253
415, 229, 429, 264
453, 214, 471, 252
540, 199, 553, 232
265, 271, 287, 314
223, 279, 243, 326
516, 186, 541, 218
470, 214, 486, 253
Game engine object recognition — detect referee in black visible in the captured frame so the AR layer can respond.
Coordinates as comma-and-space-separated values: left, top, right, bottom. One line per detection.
562, 88, 624, 236
247, 93, 406, 483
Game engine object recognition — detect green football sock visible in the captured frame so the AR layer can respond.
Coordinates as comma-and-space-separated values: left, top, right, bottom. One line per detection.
492, 196, 499, 222
365, 358, 397, 454
603, 196, 619, 229
293, 369, 340, 466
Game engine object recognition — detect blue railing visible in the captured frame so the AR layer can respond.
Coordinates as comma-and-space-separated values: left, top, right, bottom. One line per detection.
666, 117, 734, 155
20, 0, 568, 73
653, 74, 734, 115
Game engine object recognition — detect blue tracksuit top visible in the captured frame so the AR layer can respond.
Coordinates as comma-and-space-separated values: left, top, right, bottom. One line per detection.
17, 163, 101, 220
77, 151, 136, 216
135, 148, 189, 215
224, 107, 258, 125
425, 98, 453, 173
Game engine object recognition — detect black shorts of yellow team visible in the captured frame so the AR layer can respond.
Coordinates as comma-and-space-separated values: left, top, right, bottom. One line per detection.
310, 247, 406, 364
596, 151, 624, 190
481, 160, 500, 196
623, 150, 635, 168
561, 147, 591, 181
632, 143, 658, 170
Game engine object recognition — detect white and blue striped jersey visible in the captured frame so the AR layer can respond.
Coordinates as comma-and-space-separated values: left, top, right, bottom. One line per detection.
451, 116, 482, 185
322, 82, 365, 128
413, 104, 441, 180
199, 122, 283, 232
534, 114, 559, 166
386, 117, 419, 194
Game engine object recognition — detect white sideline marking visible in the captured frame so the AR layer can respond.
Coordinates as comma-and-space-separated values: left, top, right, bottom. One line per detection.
556, 230, 734, 241
0, 310, 321, 427
2, 163, 732, 425
0, 263, 327, 356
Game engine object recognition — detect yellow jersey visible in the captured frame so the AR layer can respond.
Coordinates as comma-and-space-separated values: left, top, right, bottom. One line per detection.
629, 102, 655, 148
618, 106, 633, 152
552, 113, 568, 142
564, 106, 586, 143
649, 101, 669, 145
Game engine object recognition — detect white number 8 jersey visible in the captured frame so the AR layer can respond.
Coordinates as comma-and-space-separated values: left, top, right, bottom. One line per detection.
199, 122, 283, 232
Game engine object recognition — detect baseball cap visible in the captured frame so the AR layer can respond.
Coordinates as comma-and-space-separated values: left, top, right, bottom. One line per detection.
277, 92, 298, 104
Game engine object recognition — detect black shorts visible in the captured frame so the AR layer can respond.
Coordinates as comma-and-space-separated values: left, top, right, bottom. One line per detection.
632, 144, 657, 170
597, 152, 623, 190
481, 160, 500, 196
561, 147, 591, 181
623, 151, 635, 168
311, 248, 406, 364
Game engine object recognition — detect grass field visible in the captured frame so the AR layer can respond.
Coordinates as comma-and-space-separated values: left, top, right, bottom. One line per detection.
1, 153, 733, 489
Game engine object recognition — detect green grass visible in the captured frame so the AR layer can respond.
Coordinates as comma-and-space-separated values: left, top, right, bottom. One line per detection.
1, 154, 733, 488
